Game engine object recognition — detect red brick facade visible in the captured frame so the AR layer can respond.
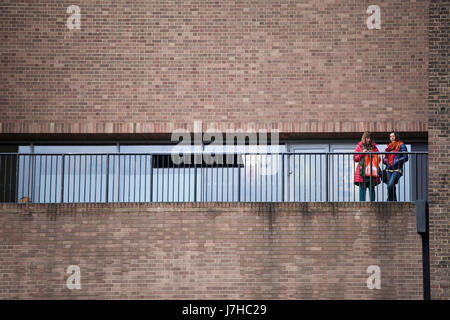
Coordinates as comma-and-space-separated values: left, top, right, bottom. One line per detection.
428, 0, 449, 300
0, 0, 428, 135
0, 0, 447, 300
0, 203, 422, 299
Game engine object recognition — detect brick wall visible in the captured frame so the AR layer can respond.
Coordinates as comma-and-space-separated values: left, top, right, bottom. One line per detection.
428, 0, 449, 300
0, 0, 428, 135
0, 203, 422, 299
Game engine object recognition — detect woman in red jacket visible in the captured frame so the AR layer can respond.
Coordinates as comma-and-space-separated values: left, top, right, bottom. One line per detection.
354, 132, 381, 201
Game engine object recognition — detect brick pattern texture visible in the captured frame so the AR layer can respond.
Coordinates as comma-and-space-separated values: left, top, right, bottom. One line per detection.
0, 0, 428, 135
0, 203, 422, 299
428, 0, 449, 300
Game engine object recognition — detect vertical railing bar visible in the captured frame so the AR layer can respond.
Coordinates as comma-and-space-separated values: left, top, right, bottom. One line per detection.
10, 155, 14, 203
255, 153, 258, 202
61, 155, 65, 203
141, 155, 144, 202
209, 156, 212, 202
260, 153, 262, 202
127, 155, 131, 203
193, 160, 197, 202
215, 155, 218, 202
77, 155, 81, 203
21, 155, 26, 201
8, 156, 13, 202
416, 153, 419, 201
275, 154, 278, 202
100, 153, 107, 203
223, 155, 226, 202
139, 155, 142, 203
348, 154, 350, 202
0, 155, 4, 202
252, 153, 255, 202
37, 156, 42, 203
43, 155, 47, 203
314, 153, 317, 202
342, 153, 345, 202
28, 155, 32, 202
17, 155, 22, 203
147, 155, 151, 202
308, 154, 311, 202
3, 154, 8, 202
281, 154, 285, 202
88, 155, 92, 203
2, 155, 5, 202
243, 154, 245, 202
187, 155, 190, 202
16, 154, 21, 203
122, 155, 126, 202
69, 155, 73, 203
269, 153, 272, 202
172, 153, 175, 202
237, 154, 241, 202
85, 154, 92, 202
224, 155, 227, 202
118, 154, 122, 202
157, 155, 160, 202
84, 155, 88, 203
302, 154, 305, 202
166, 154, 169, 202
33, 156, 41, 203
7, 155, 11, 202
405, 155, 408, 202
149, 155, 153, 203
134, 155, 137, 202
331, 154, 334, 202
288, 154, 300, 202
94, 155, 97, 202
101, 155, 104, 203
182, 155, 185, 202
265, 154, 267, 202
354, 154, 357, 202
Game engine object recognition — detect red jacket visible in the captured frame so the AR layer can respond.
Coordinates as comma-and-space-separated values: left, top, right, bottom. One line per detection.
354, 141, 381, 185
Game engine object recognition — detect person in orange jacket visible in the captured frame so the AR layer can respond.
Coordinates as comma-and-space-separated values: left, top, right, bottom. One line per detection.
354, 132, 381, 201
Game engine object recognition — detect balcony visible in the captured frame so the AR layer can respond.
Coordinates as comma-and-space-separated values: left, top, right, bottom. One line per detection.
0, 152, 428, 204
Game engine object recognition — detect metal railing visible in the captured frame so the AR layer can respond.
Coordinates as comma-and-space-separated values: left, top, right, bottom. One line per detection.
0, 152, 428, 204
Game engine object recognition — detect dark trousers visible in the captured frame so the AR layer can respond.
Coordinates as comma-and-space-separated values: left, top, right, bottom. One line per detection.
387, 171, 401, 201
360, 181, 375, 202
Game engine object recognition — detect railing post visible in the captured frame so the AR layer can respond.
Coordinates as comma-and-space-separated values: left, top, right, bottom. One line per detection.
281, 154, 285, 202
325, 153, 329, 202
149, 155, 153, 203
194, 164, 197, 202
237, 154, 241, 202
61, 155, 65, 203
105, 154, 109, 203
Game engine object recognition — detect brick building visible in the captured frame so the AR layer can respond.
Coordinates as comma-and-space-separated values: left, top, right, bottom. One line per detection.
0, 0, 447, 299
